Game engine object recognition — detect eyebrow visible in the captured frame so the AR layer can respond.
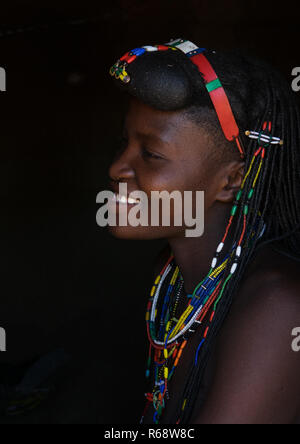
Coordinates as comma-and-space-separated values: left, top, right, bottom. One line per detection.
135, 131, 172, 148
122, 124, 173, 148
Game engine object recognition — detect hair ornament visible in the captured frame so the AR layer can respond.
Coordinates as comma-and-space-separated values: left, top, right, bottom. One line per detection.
245, 129, 283, 147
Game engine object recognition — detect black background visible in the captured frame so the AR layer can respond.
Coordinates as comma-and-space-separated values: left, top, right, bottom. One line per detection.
0, 0, 299, 424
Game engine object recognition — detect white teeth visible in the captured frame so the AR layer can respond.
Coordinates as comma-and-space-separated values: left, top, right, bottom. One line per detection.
113, 193, 139, 204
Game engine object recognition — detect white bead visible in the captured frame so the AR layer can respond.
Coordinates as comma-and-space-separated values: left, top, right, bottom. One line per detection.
236, 246, 242, 257
216, 242, 224, 253
230, 263, 238, 274
142, 45, 158, 52
211, 257, 217, 269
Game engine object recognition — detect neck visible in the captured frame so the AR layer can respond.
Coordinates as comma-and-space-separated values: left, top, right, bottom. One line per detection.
167, 202, 235, 294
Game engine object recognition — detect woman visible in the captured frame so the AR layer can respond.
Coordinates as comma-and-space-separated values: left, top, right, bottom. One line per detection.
107, 39, 300, 424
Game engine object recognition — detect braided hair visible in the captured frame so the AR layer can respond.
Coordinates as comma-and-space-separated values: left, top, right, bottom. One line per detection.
110, 43, 300, 423
177, 49, 300, 423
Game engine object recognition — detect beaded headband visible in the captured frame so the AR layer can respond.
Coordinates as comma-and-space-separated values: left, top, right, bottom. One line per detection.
110, 38, 245, 158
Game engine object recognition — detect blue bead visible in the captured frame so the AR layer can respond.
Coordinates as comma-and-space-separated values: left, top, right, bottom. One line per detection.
131, 47, 146, 56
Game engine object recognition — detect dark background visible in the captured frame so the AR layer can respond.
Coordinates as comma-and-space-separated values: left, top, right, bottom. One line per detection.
0, 0, 299, 424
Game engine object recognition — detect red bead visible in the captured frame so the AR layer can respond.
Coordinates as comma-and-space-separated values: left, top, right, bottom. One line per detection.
156, 45, 169, 51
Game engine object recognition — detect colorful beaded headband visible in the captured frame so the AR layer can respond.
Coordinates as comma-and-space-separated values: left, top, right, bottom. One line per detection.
110, 38, 245, 158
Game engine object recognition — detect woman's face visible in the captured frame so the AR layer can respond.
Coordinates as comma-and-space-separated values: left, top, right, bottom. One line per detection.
108, 98, 228, 240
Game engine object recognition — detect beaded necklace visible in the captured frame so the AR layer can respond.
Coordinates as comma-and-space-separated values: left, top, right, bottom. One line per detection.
141, 248, 233, 424
141, 214, 264, 424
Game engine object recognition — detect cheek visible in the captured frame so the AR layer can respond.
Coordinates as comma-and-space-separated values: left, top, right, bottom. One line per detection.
136, 162, 206, 195
161, 162, 215, 210
135, 165, 177, 193
134, 160, 218, 223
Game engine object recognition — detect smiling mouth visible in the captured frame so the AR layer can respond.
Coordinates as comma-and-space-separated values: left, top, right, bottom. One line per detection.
112, 193, 140, 205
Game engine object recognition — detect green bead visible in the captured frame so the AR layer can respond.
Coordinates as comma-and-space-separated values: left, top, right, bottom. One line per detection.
231, 205, 237, 216
236, 190, 242, 201
244, 205, 249, 215
248, 189, 254, 200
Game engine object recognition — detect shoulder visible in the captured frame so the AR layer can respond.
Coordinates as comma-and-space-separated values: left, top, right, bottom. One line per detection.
193, 246, 300, 423
235, 244, 300, 323
221, 244, 300, 359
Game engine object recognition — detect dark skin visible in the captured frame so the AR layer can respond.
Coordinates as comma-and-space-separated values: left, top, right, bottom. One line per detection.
108, 97, 300, 424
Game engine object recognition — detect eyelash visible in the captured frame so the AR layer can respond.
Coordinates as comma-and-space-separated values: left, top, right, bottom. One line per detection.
117, 137, 163, 161
141, 147, 162, 160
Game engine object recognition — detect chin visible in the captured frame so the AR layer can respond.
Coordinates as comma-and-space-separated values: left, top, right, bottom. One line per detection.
107, 225, 181, 240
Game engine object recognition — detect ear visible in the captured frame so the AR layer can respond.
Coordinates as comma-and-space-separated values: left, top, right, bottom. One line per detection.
215, 161, 245, 204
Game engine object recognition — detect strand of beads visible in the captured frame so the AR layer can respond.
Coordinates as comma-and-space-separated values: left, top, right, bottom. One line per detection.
143, 256, 186, 422
144, 251, 233, 423
109, 44, 172, 84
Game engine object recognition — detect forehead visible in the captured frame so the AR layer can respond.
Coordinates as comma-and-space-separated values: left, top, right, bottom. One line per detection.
123, 98, 219, 166
124, 98, 208, 144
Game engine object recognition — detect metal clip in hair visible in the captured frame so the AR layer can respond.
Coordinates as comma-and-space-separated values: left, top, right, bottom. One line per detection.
245, 130, 284, 147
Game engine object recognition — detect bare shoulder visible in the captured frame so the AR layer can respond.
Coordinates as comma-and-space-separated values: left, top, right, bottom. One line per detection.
193, 245, 300, 423
221, 244, 300, 355
235, 244, 300, 318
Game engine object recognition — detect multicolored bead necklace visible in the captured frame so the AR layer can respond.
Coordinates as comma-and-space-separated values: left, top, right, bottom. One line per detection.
141, 247, 233, 423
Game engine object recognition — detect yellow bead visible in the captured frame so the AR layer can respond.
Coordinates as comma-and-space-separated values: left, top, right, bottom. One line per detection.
150, 286, 156, 297
164, 367, 169, 379
164, 349, 168, 359
155, 275, 161, 285
145, 312, 150, 321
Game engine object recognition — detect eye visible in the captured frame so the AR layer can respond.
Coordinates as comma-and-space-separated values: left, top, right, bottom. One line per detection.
141, 147, 163, 160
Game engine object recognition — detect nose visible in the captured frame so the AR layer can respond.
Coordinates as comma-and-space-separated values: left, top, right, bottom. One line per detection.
108, 146, 136, 183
